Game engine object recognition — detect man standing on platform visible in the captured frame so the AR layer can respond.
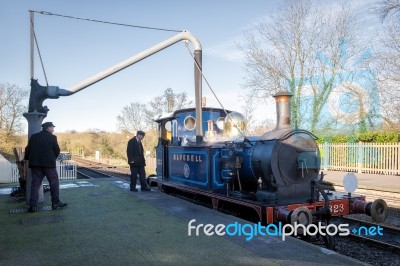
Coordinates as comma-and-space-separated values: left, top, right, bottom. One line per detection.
24, 122, 68, 213
127, 130, 151, 192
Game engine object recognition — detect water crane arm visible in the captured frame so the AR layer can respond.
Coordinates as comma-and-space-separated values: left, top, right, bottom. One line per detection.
59, 30, 201, 95
29, 30, 204, 142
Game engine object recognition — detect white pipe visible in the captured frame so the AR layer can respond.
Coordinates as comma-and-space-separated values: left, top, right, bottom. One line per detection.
30, 11, 34, 79
55, 30, 204, 141
67, 31, 201, 94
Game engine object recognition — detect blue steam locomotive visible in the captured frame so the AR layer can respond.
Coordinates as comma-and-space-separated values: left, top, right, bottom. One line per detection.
149, 91, 388, 228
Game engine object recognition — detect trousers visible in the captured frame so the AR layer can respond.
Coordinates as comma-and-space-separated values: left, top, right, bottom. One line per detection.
129, 164, 147, 189
29, 167, 60, 206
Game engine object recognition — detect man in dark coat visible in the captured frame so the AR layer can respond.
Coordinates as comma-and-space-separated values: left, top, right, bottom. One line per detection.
24, 122, 68, 212
126, 130, 151, 192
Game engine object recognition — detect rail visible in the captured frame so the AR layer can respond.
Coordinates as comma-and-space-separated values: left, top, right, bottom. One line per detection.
71, 156, 157, 175
337, 216, 400, 254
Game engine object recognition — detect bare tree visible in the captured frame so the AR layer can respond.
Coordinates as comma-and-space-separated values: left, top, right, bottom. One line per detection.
148, 88, 192, 114
239, 94, 255, 133
372, 0, 400, 129
0, 83, 28, 134
116, 88, 192, 133
372, 0, 400, 20
239, 94, 274, 134
0, 82, 28, 154
240, 0, 371, 133
145, 88, 192, 129
116, 102, 147, 133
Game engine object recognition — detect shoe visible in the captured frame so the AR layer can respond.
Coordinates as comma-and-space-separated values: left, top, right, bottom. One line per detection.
52, 201, 68, 210
28, 205, 37, 213
130, 188, 138, 192
141, 187, 151, 192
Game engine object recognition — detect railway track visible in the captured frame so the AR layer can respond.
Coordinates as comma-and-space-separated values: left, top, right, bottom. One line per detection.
334, 216, 400, 254
331, 215, 400, 265
72, 156, 131, 180
77, 167, 114, 179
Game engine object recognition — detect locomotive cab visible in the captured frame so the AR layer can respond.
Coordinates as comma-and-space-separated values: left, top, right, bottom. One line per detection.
154, 107, 241, 189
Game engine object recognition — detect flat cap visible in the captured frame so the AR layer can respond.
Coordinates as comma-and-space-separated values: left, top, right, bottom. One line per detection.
137, 130, 145, 136
42, 122, 55, 128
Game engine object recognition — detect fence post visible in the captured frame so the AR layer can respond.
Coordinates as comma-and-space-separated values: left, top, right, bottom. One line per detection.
319, 143, 324, 170
357, 141, 363, 173
323, 142, 329, 171
398, 143, 400, 175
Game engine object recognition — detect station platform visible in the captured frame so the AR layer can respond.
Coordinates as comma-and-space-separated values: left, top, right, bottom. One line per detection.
0, 177, 367, 266
322, 170, 400, 192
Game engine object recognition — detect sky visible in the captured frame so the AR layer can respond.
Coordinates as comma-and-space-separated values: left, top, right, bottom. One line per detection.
1, 0, 382, 133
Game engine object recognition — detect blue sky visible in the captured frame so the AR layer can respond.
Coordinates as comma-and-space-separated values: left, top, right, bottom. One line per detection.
1, 0, 381, 133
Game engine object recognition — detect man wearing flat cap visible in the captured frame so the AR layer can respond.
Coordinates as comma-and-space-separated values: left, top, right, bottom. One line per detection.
24, 121, 68, 212
126, 130, 151, 192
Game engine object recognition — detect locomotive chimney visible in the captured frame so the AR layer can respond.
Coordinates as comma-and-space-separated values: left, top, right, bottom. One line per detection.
273, 91, 293, 130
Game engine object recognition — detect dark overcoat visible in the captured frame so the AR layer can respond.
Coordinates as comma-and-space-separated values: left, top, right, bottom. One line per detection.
24, 130, 60, 168
126, 136, 146, 167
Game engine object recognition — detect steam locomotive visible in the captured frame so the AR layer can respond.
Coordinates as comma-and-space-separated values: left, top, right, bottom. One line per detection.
149, 91, 388, 233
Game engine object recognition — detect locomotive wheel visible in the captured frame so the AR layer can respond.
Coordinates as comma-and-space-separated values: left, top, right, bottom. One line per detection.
147, 174, 157, 187
160, 185, 172, 194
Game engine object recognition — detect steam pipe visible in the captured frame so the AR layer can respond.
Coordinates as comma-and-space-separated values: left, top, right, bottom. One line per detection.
194, 49, 203, 143
30, 11, 34, 79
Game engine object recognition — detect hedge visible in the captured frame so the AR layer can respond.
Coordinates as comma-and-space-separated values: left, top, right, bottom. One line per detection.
316, 131, 400, 144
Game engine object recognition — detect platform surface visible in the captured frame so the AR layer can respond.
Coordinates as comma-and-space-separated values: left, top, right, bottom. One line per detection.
0, 177, 368, 266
